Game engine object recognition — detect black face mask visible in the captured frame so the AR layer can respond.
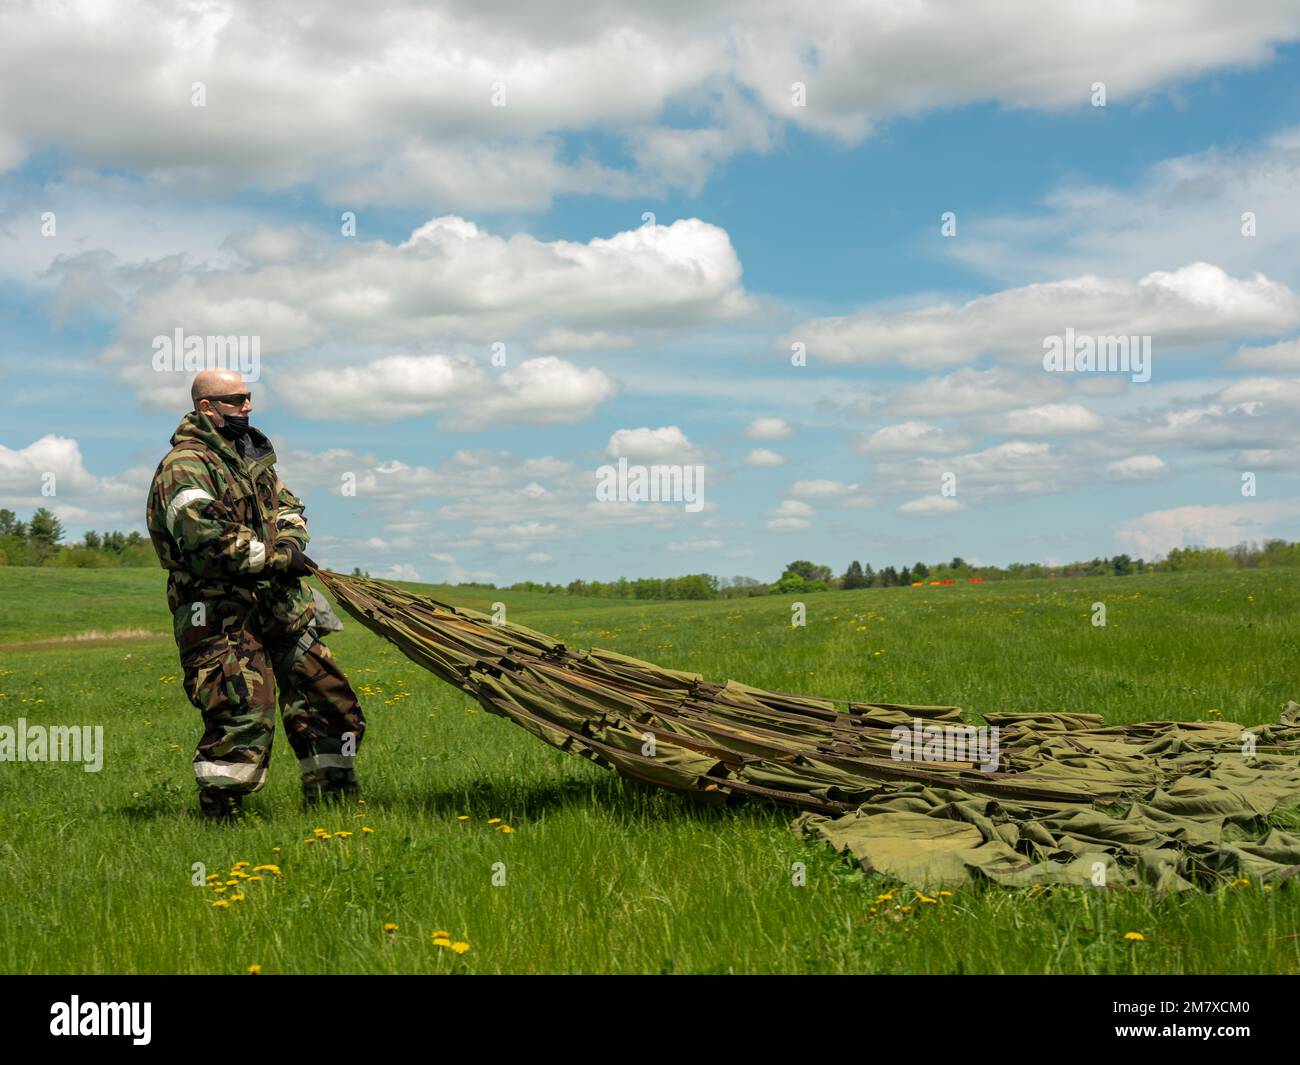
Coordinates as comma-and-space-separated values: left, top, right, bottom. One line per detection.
215, 414, 251, 439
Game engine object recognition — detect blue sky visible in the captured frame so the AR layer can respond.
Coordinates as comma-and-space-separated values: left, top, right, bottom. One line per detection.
3, 2, 1300, 584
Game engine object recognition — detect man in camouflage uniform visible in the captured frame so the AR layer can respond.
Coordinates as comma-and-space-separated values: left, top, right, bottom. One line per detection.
146, 368, 365, 819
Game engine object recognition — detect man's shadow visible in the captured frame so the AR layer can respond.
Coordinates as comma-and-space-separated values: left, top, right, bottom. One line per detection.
117, 764, 792, 829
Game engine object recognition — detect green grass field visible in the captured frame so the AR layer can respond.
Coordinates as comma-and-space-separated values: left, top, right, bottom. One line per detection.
1, 566, 1297, 974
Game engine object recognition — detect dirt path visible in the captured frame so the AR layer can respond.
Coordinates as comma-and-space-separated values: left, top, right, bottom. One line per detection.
0, 628, 169, 651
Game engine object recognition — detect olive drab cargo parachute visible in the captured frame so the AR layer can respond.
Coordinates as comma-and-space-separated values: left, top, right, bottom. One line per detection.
313, 569, 1300, 891
147, 411, 365, 809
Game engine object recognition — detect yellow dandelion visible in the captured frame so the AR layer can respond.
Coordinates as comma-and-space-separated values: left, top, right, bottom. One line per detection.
247, 876, 262, 882
212, 886, 227, 893
233, 861, 251, 870
272, 847, 281, 853
457, 815, 470, 821
224, 879, 238, 885
252, 864, 281, 875
361, 826, 373, 833
937, 890, 953, 897
450, 942, 470, 955
383, 923, 398, 933
212, 900, 230, 908
875, 892, 894, 903
304, 838, 317, 844
229, 894, 245, 902
899, 905, 912, 913
335, 831, 352, 838
500, 825, 514, 834
487, 818, 502, 825
432, 937, 452, 948
1123, 931, 1145, 941
246, 964, 261, 974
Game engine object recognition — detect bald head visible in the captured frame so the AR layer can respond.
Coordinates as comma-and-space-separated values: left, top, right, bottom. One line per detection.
192, 368, 246, 407
191, 369, 253, 430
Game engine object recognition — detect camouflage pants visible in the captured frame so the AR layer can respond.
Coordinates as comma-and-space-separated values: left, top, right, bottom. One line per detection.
180, 625, 366, 804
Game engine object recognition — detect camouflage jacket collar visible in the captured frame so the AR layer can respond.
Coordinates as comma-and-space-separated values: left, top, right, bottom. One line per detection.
170, 411, 278, 477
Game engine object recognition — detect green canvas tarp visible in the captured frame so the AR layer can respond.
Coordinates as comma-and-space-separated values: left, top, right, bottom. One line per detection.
315, 569, 1300, 891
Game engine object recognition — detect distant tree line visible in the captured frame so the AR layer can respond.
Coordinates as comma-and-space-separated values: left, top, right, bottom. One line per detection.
4, 508, 1298, 597
780, 540, 1300, 594
508, 574, 721, 600
500, 540, 1300, 600
0, 508, 153, 567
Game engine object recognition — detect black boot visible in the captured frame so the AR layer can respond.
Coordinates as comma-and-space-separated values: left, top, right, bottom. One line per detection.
199, 787, 245, 820
302, 782, 362, 810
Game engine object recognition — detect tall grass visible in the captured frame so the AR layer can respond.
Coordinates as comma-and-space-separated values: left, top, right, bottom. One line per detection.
0, 567, 1296, 973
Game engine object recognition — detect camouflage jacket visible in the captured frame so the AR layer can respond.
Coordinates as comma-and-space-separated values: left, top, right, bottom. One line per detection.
146, 411, 314, 659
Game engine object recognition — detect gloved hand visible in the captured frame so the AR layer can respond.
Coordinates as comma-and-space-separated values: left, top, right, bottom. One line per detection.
276, 543, 318, 577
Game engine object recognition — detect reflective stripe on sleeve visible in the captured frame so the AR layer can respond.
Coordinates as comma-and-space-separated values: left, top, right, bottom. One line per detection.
166, 488, 216, 535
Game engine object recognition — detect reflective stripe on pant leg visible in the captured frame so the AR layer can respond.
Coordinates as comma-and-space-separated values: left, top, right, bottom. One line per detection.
194, 759, 268, 789
298, 752, 356, 775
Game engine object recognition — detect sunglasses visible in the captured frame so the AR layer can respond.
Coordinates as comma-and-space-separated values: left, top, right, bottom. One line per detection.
204, 392, 253, 407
